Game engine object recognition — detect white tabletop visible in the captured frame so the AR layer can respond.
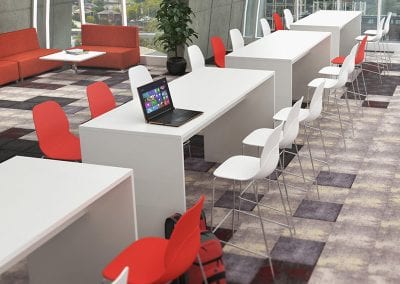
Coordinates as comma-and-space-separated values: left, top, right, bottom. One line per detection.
40, 51, 106, 62
291, 10, 361, 29
0, 156, 133, 274
80, 67, 274, 142
226, 30, 331, 63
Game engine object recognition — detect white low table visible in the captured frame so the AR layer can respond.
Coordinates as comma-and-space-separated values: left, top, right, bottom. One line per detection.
0, 156, 137, 284
290, 10, 361, 58
226, 30, 331, 111
80, 67, 275, 237
40, 50, 105, 73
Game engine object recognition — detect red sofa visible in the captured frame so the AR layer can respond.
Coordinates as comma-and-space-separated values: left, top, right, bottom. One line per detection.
0, 61, 19, 85
75, 24, 140, 70
0, 28, 63, 85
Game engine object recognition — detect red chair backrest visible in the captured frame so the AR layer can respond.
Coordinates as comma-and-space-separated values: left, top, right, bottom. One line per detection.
273, 13, 284, 31
211, 36, 226, 68
161, 196, 205, 282
87, 82, 116, 118
355, 35, 368, 65
32, 101, 70, 152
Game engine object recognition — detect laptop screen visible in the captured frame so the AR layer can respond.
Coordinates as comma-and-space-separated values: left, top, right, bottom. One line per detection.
137, 78, 174, 121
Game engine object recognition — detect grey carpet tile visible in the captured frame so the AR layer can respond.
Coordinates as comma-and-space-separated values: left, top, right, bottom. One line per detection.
62, 105, 87, 114
316, 171, 356, 188
362, 100, 390, 108
0, 128, 34, 139
294, 200, 343, 222
271, 236, 325, 267
214, 191, 264, 211
184, 157, 215, 172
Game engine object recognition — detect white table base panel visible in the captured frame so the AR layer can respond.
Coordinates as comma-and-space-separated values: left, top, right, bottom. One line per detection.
27, 177, 135, 284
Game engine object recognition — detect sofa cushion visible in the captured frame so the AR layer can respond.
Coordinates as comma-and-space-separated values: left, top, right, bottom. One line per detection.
76, 45, 140, 70
0, 61, 19, 85
0, 28, 40, 57
3, 48, 63, 79
81, 25, 139, 48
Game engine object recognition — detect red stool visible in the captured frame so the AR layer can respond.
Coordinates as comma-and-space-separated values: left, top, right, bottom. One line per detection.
87, 81, 116, 119
211, 36, 226, 68
103, 196, 206, 284
273, 13, 284, 31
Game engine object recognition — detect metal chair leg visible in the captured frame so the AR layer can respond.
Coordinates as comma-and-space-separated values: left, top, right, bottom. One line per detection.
197, 254, 209, 284
304, 124, 320, 200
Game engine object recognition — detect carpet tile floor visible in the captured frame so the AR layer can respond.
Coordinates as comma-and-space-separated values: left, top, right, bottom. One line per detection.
1, 52, 400, 283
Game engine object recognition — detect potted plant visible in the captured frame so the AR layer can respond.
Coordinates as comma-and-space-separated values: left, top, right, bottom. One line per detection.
155, 0, 198, 75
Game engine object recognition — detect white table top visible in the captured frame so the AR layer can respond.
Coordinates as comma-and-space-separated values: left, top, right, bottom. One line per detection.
0, 156, 133, 274
80, 67, 274, 142
226, 30, 331, 63
291, 10, 361, 29
40, 50, 106, 62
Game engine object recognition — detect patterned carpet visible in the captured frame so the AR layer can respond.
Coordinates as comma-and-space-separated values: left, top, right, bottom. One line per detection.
1, 52, 400, 283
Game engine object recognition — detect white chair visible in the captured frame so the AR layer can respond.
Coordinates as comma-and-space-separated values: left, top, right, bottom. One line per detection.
111, 267, 129, 284
273, 81, 330, 174
319, 44, 365, 113
187, 45, 205, 71
128, 65, 152, 97
242, 98, 317, 201
259, 18, 271, 37
229, 28, 245, 51
356, 16, 386, 80
283, 9, 294, 30
211, 124, 286, 279
308, 54, 355, 149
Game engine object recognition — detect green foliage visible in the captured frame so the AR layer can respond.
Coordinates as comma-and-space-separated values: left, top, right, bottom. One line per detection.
86, 15, 95, 23
155, 0, 198, 57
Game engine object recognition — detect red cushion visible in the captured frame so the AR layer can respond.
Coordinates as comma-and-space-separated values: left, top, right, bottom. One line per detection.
0, 61, 19, 85
103, 237, 167, 284
75, 45, 139, 70
81, 24, 139, 48
2, 49, 63, 79
0, 28, 40, 57
331, 56, 345, 65
40, 133, 81, 161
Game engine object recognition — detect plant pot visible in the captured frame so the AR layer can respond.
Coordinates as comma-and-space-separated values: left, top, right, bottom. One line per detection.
167, 57, 187, 75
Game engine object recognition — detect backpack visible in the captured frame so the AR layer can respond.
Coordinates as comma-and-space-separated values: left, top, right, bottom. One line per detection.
165, 211, 227, 284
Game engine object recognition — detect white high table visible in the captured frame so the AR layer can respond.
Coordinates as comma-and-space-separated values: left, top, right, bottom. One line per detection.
226, 30, 330, 112
80, 67, 275, 237
290, 10, 362, 58
0, 156, 137, 284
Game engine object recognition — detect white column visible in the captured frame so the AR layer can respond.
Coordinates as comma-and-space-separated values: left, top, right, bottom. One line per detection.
32, 0, 37, 29
121, 0, 127, 26
80, 0, 86, 25
45, 0, 50, 48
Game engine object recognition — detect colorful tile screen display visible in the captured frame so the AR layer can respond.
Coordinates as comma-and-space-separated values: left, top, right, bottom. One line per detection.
141, 83, 171, 114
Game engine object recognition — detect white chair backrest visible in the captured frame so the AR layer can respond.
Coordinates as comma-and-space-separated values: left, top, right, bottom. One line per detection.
280, 97, 303, 149
255, 123, 283, 179
112, 267, 129, 284
128, 65, 153, 97
260, 18, 271, 37
346, 44, 358, 74
283, 9, 294, 29
230, 29, 245, 51
333, 54, 352, 89
384, 12, 392, 35
308, 80, 325, 121
373, 16, 385, 41
187, 45, 205, 71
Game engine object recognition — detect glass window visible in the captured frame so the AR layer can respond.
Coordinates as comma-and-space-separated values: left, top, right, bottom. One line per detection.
72, 1, 82, 46
126, 0, 164, 55
382, 0, 400, 41
84, 0, 123, 25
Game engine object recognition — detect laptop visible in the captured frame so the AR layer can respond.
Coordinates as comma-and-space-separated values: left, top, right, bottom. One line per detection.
137, 77, 203, 127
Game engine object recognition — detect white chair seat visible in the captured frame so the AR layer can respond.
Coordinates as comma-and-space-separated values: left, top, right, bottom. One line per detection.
214, 155, 260, 181
242, 128, 275, 147
308, 77, 337, 89
318, 66, 340, 76
364, 29, 377, 36
355, 35, 376, 42
273, 107, 309, 122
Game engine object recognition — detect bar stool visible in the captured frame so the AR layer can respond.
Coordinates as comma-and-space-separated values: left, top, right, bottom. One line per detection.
260, 18, 271, 37
283, 9, 294, 30
188, 45, 205, 71
273, 13, 284, 31
229, 28, 244, 51
211, 124, 285, 279
211, 36, 226, 68
308, 53, 355, 150
128, 65, 152, 97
